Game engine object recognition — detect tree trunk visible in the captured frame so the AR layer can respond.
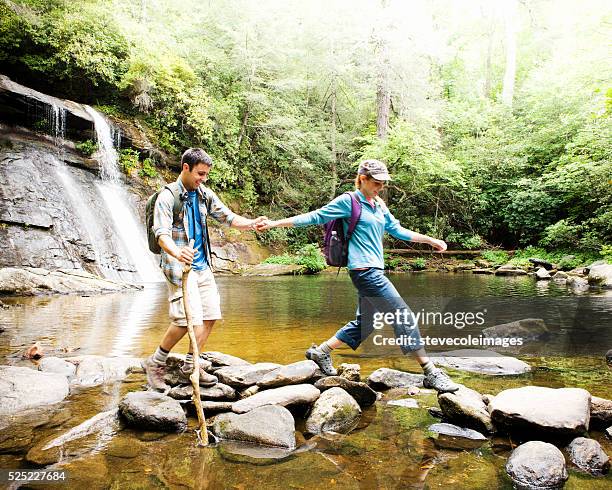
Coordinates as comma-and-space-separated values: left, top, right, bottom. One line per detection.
501, 0, 518, 107
375, 39, 391, 139
329, 75, 338, 199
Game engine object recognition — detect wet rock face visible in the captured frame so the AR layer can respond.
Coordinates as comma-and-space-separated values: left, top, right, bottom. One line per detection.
0, 366, 70, 416
314, 376, 377, 408
489, 386, 591, 438
367, 368, 424, 390
506, 441, 568, 489
304, 387, 362, 435
212, 405, 296, 449
118, 391, 187, 432
438, 386, 493, 434
566, 437, 610, 475
232, 384, 321, 414
588, 262, 612, 288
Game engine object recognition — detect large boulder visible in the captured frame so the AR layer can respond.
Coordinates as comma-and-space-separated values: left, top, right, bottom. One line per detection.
304, 387, 361, 434
232, 384, 320, 414
428, 423, 487, 450
314, 376, 377, 408
38, 356, 77, 377
590, 396, 612, 429
489, 386, 591, 437
588, 262, 612, 288
529, 258, 554, 270
367, 368, 424, 390
566, 437, 610, 475
482, 318, 549, 342
257, 360, 319, 388
212, 405, 296, 449
216, 363, 281, 389
71, 355, 143, 387
118, 391, 187, 432
506, 441, 568, 489
0, 366, 69, 415
438, 386, 493, 433
431, 349, 531, 375
535, 267, 552, 280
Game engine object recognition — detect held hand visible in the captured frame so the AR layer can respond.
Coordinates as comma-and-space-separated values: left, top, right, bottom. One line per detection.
430, 238, 447, 252
249, 216, 268, 230
255, 219, 276, 231
177, 245, 195, 264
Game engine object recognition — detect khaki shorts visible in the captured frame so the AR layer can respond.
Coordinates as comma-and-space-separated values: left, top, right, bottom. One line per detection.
167, 268, 221, 327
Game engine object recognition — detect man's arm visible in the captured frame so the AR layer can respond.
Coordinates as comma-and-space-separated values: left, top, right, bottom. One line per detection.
153, 190, 196, 264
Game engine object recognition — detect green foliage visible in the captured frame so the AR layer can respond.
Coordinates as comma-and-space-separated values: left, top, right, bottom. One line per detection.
446, 232, 483, 250
410, 258, 427, 270
75, 139, 98, 157
600, 245, 612, 264
119, 148, 139, 176
262, 244, 326, 273
139, 157, 158, 178
481, 250, 509, 265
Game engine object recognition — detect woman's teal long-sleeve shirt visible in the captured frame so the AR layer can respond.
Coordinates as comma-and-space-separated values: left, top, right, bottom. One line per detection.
292, 190, 413, 270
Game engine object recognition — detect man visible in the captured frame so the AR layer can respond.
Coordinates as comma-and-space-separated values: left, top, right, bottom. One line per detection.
143, 148, 266, 391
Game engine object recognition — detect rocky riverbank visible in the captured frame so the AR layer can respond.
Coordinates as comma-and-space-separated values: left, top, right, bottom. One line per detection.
1, 349, 610, 487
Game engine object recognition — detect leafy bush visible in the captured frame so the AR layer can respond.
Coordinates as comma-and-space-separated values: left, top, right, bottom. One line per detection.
480, 250, 509, 265
296, 244, 326, 273
262, 254, 294, 266
557, 255, 582, 271
446, 232, 483, 250
119, 148, 139, 175
539, 219, 582, 249
600, 245, 612, 264
410, 258, 427, 270
75, 139, 98, 156
139, 157, 158, 178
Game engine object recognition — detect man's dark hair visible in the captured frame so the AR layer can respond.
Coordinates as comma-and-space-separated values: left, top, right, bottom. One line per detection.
181, 148, 213, 171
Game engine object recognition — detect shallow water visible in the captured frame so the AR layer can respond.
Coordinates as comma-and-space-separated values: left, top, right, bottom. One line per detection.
1, 273, 611, 489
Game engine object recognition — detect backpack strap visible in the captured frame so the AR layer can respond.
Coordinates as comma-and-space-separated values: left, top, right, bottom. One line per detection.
345, 191, 362, 240
199, 185, 215, 272
164, 182, 183, 224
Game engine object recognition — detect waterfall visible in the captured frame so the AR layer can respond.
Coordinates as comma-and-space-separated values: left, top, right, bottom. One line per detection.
84, 105, 163, 283
49, 103, 66, 144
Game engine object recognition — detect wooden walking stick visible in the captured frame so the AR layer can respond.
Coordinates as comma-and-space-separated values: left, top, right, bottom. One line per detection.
182, 239, 209, 446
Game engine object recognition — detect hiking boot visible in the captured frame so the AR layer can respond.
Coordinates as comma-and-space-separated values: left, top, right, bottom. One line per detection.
143, 356, 170, 392
423, 369, 460, 393
178, 365, 218, 387
305, 344, 337, 376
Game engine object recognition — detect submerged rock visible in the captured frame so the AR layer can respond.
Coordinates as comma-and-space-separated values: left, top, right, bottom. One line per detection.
428, 422, 487, 450
566, 275, 589, 291
71, 355, 143, 387
438, 386, 493, 434
257, 360, 319, 388
590, 396, 612, 429
218, 440, 294, 465
212, 405, 296, 449
216, 362, 281, 389
566, 437, 610, 475
0, 365, 69, 415
431, 349, 531, 375
119, 391, 187, 432
482, 318, 549, 342
38, 356, 77, 377
388, 398, 419, 408
304, 387, 361, 435
506, 441, 568, 489
314, 376, 377, 408
489, 386, 590, 437
232, 384, 320, 414
367, 368, 424, 390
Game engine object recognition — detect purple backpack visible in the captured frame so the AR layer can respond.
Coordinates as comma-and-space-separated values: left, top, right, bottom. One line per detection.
323, 192, 362, 267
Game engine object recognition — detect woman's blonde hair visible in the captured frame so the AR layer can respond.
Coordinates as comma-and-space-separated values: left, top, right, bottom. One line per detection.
354, 173, 387, 209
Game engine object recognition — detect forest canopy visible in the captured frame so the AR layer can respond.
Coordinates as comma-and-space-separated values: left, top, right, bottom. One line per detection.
1, 0, 610, 253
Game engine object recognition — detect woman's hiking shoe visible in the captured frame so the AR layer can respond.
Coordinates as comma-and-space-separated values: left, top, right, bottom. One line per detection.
143, 356, 170, 392
305, 344, 337, 376
177, 365, 218, 387
422, 369, 460, 393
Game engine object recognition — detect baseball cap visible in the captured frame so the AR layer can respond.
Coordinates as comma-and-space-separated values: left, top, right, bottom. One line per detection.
358, 159, 392, 181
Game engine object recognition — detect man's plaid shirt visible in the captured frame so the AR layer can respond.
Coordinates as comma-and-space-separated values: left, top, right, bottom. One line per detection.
153, 177, 235, 286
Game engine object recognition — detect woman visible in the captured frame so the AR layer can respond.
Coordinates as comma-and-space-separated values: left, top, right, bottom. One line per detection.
258, 159, 460, 393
